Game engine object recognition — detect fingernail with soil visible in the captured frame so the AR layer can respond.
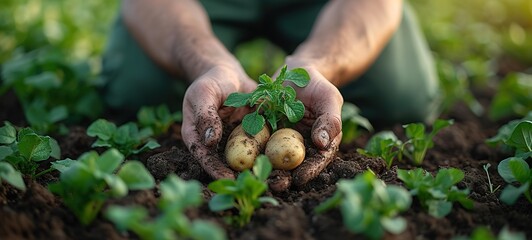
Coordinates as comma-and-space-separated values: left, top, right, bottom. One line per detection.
318, 130, 329, 147
204, 127, 214, 144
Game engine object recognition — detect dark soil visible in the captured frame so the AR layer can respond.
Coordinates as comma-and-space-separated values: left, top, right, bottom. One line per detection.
1, 89, 531, 240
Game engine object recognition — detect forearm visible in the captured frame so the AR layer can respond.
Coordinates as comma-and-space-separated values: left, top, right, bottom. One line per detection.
122, 0, 240, 81
288, 0, 403, 86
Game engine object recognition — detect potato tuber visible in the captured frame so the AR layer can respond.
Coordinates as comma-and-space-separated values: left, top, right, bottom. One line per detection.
225, 124, 270, 171
265, 128, 305, 170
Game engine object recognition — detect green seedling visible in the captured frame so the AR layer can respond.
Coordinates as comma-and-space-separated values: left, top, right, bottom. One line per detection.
208, 155, 279, 227
503, 120, 532, 159
0, 121, 60, 180
223, 65, 310, 135
341, 102, 373, 144
486, 112, 532, 150
0, 162, 26, 191
397, 168, 473, 218
357, 131, 402, 169
436, 57, 484, 117
483, 163, 500, 194
106, 174, 226, 240
402, 119, 454, 165
489, 73, 532, 121
1, 48, 103, 134
453, 226, 525, 240
137, 104, 182, 136
315, 170, 411, 240
87, 119, 160, 157
497, 157, 532, 205
49, 149, 155, 225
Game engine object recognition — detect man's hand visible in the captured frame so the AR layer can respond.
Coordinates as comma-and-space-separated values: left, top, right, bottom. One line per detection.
181, 65, 257, 181
269, 62, 344, 191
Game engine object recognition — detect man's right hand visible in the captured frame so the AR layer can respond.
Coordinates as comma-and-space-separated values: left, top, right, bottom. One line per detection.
181, 65, 257, 180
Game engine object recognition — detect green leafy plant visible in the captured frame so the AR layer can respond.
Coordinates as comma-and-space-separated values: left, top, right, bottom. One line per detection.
49, 149, 155, 225
208, 155, 279, 227
106, 174, 226, 240
87, 119, 160, 157
489, 73, 532, 121
0, 121, 60, 179
341, 102, 373, 144
315, 170, 412, 239
486, 111, 532, 150
497, 157, 532, 204
357, 131, 403, 169
137, 104, 182, 136
436, 57, 484, 116
453, 226, 525, 240
1, 48, 104, 134
0, 162, 26, 191
397, 168, 473, 218
402, 119, 454, 165
501, 120, 532, 159
223, 65, 310, 135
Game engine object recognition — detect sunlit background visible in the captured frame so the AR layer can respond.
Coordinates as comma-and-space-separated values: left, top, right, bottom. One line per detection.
1, 0, 531, 125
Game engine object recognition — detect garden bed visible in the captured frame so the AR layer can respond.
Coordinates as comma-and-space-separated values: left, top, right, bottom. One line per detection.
0, 87, 531, 240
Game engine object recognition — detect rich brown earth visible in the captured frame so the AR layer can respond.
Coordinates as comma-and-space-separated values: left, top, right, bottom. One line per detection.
1, 87, 531, 240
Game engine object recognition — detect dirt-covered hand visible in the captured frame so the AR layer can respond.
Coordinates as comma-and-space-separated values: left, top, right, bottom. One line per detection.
269, 65, 343, 191
181, 65, 257, 181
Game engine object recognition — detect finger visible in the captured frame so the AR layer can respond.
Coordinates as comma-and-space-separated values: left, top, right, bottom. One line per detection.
292, 132, 341, 186
182, 100, 233, 180
312, 112, 342, 149
188, 141, 235, 180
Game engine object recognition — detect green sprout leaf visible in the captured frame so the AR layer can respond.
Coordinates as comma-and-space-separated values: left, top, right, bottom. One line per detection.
224, 65, 309, 135
0, 162, 26, 191
397, 168, 473, 218
208, 155, 278, 227
106, 174, 227, 240
315, 171, 411, 239
49, 149, 155, 225
87, 119, 159, 157
506, 121, 532, 157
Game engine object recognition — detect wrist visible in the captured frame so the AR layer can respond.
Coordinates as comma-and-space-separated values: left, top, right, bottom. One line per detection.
172, 35, 243, 81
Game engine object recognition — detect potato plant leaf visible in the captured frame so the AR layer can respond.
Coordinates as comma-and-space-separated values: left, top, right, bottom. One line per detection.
117, 161, 155, 190
506, 121, 532, 156
224, 65, 309, 135
223, 92, 251, 108
498, 157, 530, 184
208, 155, 278, 227
49, 149, 155, 225
0, 123, 61, 177
284, 68, 310, 87
0, 162, 26, 191
397, 168, 473, 218
0, 122, 16, 144
87, 119, 159, 157
315, 171, 411, 239
242, 113, 266, 136
106, 174, 226, 240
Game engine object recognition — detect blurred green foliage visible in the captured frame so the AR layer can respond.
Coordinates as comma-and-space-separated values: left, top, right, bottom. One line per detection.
0, 0, 531, 124
409, 0, 532, 66
0, 0, 118, 64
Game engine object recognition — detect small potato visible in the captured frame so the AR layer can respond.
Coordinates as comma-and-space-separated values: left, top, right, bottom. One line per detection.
225, 135, 260, 171
229, 124, 270, 151
225, 124, 270, 171
265, 128, 305, 170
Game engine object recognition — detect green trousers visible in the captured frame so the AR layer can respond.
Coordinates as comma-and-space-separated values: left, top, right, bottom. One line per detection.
101, 0, 440, 126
